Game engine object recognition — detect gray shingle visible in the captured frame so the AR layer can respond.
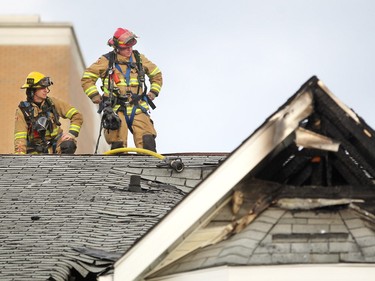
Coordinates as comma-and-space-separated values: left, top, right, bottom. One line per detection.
0, 153, 224, 280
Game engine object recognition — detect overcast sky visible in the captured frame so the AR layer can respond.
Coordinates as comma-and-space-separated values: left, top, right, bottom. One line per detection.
2, 0, 375, 154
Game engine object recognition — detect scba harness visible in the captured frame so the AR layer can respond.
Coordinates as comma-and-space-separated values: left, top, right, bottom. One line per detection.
100, 50, 155, 133
18, 98, 61, 153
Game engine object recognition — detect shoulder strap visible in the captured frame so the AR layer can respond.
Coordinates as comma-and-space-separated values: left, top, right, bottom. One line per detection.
18, 101, 34, 126
45, 97, 61, 126
132, 50, 156, 109
103, 51, 116, 76
133, 50, 145, 83
133, 50, 141, 63
103, 51, 116, 63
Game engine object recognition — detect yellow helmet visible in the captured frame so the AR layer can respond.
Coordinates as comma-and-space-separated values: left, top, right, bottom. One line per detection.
21, 72, 53, 89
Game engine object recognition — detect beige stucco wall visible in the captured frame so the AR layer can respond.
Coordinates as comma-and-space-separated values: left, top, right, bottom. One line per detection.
0, 16, 108, 154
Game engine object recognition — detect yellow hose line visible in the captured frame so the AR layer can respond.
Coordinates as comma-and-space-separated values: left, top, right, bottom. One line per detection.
103, 147, 165, 160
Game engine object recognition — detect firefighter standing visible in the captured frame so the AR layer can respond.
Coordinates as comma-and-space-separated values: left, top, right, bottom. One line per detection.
81, 27, 162, 152
14, 72, 83, 154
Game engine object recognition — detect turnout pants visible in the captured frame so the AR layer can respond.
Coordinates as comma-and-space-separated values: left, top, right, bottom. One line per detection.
104, 111, 157, 148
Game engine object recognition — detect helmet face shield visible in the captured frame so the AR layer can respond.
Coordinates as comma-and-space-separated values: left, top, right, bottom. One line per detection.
108, 27, 138, 48
117, 38, 137, 48
37, 77, 53, 88
21, 72, 53, 89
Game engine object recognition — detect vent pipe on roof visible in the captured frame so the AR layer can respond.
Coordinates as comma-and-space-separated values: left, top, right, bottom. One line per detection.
128, 175, 142, 192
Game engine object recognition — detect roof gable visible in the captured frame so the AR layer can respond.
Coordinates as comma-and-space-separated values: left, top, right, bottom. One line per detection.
113, 76, 375, 281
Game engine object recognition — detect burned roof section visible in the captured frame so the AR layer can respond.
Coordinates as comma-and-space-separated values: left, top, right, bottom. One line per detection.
253, 76, 375, 187
143, 76, 375, 279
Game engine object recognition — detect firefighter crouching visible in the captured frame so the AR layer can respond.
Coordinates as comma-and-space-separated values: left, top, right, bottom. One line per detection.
81, 27, 162, 152
14, 72, 83, 154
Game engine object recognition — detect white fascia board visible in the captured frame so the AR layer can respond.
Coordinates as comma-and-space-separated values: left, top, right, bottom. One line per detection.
148, 264, 375, 281
113, 90, 314, 281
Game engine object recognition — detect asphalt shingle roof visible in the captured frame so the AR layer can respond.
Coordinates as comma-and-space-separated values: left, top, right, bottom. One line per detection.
0, 154, 226, 281
155, 207, 375, 276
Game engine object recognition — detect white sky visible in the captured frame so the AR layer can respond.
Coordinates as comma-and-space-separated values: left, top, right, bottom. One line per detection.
2, 0, 375, 154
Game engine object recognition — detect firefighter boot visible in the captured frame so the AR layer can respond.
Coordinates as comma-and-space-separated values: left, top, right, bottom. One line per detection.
142, 134, 156, 152
60, 140, 77, 154
111, 141, 124, 150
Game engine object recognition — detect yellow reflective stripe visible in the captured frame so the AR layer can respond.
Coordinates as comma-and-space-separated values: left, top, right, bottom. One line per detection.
82, 71, 99, 79
126, 107, 148, 115
69, 124, 81, 133
151, 83, 161, 93
104, 77, 139, 86
15, 152, 26, 155
113, 103, 149, 115
149, 67, 160, 78
103, 78, 110, 85
51, 127, 59, 137
116, 80, 127, 87
15, 132, 27, 140
124, 102, 149, 115
129, 78, 139, 86
66, 107, 78, 119
85, 85, 99, 97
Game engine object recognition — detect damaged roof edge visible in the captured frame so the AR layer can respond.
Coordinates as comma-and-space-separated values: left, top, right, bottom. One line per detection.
111, 79, 316, 281
317, 80, 360, 124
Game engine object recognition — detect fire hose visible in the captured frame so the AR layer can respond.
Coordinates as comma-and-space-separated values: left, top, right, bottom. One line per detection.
103, 147, 184, 173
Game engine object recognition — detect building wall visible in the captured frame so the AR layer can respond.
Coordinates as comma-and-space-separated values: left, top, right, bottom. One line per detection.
143, 265, 375, 281
0, 16, 108, 154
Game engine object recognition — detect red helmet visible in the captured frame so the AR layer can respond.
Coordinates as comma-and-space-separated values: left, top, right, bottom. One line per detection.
108, 28, 137, 48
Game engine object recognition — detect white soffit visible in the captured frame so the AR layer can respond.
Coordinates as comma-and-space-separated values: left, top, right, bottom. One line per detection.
113, 90, 314, 281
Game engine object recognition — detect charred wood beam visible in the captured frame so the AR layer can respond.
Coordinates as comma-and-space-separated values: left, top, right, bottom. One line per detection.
334, 147, 374, 185
276, 183, 375, 199
331, 157, 363, 186
274, 148, 329, 186
271, 151, 310, 183
287, 164, 312, 186
243, 178, 375, 221
326, 154, 333, 186
311, 160, 324, 186
313, 86, 375, 166
254, 144, 299, 181
319, 115, 375, 179
245, 179, 375, 199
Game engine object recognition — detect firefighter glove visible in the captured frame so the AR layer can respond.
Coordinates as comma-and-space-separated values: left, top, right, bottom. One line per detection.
91, 94, 103, 104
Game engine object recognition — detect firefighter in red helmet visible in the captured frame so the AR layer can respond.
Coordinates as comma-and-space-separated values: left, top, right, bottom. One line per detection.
14, 72, 83, 154
81, 27, 162, 152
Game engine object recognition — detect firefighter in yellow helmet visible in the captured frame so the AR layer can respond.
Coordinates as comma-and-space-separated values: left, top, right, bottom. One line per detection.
14, 72, 84, 154
81, 27, 162, 152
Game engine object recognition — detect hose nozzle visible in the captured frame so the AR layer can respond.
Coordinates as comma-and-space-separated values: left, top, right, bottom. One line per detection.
165, 157, 184, 173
